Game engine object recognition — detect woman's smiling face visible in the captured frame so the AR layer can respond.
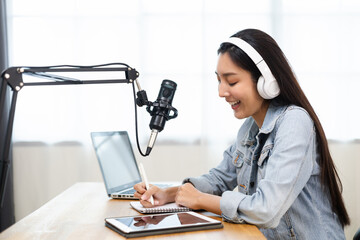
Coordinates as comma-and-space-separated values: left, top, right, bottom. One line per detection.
216, 52, 269, 126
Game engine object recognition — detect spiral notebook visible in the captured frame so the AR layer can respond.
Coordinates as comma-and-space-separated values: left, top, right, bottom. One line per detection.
130, 201, 191, 214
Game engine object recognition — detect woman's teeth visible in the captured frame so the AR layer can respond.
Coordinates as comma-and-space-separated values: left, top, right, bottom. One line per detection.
230, 100, 240, 106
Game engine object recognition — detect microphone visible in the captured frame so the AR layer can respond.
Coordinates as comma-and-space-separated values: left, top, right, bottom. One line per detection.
146, 80, 178, 155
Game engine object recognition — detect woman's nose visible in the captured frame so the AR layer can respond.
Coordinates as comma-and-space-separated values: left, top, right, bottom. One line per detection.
218, 82, 230, 98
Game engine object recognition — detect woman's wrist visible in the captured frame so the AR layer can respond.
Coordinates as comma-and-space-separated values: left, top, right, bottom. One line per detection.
196, 192, 222, 215
164, 186, 180, 203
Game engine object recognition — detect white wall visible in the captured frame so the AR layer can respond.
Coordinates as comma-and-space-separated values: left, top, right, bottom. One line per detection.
329, 141, 360, 239
12, 141, 360, 239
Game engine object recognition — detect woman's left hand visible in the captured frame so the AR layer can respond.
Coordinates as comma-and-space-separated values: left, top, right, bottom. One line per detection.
175, 183, 203, 210
175, 183, 222, 215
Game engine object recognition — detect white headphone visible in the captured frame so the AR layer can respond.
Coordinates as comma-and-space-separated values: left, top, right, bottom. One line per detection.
223, 37, 280, 99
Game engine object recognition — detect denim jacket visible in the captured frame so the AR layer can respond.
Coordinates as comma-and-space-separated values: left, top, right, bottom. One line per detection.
185, 102, 345, 239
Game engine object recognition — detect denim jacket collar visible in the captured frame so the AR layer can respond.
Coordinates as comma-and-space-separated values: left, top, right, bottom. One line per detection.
260, 102, 288, 134
241, 102, 288, 145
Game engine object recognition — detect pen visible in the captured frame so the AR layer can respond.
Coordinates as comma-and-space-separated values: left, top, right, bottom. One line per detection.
139, 162, 154, 205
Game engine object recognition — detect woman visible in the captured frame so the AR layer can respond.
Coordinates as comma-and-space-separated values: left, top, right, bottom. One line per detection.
134, 29, 350, 239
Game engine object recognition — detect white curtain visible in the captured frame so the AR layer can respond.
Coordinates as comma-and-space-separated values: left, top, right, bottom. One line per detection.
6, 0, 360, 146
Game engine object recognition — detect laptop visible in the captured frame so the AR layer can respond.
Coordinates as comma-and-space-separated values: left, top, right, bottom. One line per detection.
91, 131, 177, 199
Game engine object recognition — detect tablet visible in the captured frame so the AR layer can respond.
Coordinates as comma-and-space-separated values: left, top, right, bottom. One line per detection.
105, 211, 223, 238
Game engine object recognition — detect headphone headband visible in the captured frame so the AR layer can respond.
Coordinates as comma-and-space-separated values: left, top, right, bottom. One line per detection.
222, 37, 280, 99
225, 37, 263, 65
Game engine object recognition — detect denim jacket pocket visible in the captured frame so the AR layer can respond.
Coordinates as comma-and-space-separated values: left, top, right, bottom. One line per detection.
258, 146, 272, 166
232, 150, 249, 194
257, 145, 273, 179
232, 150, 244, 168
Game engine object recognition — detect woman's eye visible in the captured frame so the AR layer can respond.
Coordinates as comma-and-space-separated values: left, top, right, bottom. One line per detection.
229, 82, 237, 86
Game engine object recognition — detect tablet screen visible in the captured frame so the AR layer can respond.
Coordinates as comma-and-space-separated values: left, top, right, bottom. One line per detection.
107, 212, 218, 233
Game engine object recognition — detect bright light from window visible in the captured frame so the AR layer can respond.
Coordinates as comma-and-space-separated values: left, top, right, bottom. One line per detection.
6, 0, 360, 144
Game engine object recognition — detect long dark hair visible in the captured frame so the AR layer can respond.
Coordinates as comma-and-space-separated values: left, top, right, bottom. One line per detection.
218, 28, 350, 227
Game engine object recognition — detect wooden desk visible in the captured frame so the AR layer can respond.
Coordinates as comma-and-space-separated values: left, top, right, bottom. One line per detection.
0, 182, 265, 239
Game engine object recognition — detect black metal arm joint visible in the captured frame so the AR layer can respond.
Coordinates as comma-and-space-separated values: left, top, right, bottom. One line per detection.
1, 67, 24, 92
126, 68, 139, 81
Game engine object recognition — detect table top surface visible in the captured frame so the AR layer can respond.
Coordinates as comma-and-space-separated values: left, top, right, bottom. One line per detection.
0, 182, 265, 240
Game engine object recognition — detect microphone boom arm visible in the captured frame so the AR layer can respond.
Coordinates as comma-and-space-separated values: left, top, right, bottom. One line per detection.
0, 63, 154, 206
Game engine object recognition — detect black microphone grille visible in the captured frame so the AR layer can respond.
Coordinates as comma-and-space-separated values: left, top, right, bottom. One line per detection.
157, 80, 177, 103
162, 79, 177, 89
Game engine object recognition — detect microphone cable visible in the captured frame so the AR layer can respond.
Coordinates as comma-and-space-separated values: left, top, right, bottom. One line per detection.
131, 81, 149, 157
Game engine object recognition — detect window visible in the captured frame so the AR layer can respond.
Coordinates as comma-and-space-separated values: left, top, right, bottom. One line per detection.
6, 0, 360, 146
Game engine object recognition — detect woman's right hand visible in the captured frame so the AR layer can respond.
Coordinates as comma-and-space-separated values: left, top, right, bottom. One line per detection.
133, 182, 177, 208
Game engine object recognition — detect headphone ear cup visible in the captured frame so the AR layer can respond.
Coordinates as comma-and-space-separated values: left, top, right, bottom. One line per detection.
257, 75, 280, 99
257, 76, 267, 99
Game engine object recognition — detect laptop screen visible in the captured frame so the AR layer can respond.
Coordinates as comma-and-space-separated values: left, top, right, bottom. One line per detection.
91, 131, 141, 195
